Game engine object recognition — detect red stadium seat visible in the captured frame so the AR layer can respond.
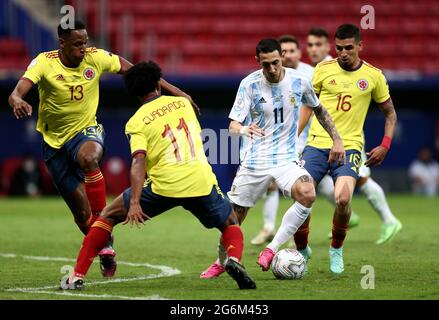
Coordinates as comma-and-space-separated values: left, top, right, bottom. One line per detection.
102, 157, 130, 196
0, 158, 22, 195
60, 0, 430, 75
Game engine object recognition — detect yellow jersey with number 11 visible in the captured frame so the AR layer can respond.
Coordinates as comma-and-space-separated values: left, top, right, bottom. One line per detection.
125, 95, 218, 198
308, 59, 390, 151
22, 48, 121, 149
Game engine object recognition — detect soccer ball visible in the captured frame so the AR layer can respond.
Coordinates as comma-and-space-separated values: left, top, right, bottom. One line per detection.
271, 248, 306, 280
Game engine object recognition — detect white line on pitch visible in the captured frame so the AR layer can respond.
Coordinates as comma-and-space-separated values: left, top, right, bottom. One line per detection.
9, 289, 166, 300
1, 252, 181, 300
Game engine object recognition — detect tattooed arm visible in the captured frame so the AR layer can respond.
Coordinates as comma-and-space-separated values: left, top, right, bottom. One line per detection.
313, 104, 346, 164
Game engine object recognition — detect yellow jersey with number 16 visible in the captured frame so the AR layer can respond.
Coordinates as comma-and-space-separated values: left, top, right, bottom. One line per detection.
125, 95, 217, 198
22, 48, 121, 149
307, 59, 390, 151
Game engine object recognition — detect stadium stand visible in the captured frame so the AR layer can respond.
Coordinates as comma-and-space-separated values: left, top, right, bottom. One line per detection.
60, 0, 439, 74
0, 0, 438, 74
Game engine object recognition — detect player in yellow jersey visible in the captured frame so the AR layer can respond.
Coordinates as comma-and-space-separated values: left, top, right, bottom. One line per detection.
8, 20, 198, 278
60, 61, 256, 290
297, 24, 399, 274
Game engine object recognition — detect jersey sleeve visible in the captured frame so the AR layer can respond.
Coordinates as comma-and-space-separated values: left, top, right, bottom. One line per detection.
229, 80, 252, 123
311, 63, 323, 96
22, 54, 46, 84
372, 71, 391, 104
125, 115, 147, 156
302, 78, 320, 108
95, 49, 121, 74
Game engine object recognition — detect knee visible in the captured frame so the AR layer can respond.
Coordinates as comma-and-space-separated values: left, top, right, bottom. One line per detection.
79, 153, 100, 171
295, 184, 316, 207
335, 192, 351, 208
73, 209, 89, 224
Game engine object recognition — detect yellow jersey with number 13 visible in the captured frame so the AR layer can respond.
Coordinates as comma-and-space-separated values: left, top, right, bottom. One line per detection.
22, 48, 121, 149
125, 95, 217, 198
307, 59, 390, 151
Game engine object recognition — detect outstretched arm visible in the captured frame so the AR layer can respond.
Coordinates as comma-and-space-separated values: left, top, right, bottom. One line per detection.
118, 56, 134, 74
123, 152, 150, 227
8, 78, 34, 119
118, 56, 200, 114
159, 78, 200, 115
365, 98, 397, 167
313, 104, 345, 164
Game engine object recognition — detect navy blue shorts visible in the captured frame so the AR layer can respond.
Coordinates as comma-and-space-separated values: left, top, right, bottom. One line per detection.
302, 145, 362, 184
123, 180, 232, 229
43, 125, 105, 197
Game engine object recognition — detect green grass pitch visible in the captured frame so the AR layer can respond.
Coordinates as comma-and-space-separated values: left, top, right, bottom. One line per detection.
0, 194, 438, 300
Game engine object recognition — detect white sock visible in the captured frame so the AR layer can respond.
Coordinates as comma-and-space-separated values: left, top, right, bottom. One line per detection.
319, 174, 359, 218
359, 178, 397, 224
267, 202, 312, 252
318, 175, 335, 199
263, 190, 279, 232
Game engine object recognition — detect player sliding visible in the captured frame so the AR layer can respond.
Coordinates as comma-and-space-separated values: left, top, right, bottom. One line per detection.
60, 61, 256, 290
200, 38, 344, 279
8, 21, 198, 278
260, 24, 399, 274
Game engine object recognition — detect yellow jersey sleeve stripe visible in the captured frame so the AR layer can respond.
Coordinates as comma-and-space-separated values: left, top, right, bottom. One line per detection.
318, 59, 337, 67
20, 76, 35, 85
132, 150, 146, 158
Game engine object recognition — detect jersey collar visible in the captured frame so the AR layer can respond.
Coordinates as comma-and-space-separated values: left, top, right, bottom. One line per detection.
337, 59, 363, 72
143, 94, 161, 104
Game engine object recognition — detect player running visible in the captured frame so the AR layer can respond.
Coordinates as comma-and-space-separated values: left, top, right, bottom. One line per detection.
259, 24, 399, 274
250, 35, 315, 246
8, 21, 198, 278
60, 61, 256, 290
304, 27, 402, 244
200, 38, 344, 279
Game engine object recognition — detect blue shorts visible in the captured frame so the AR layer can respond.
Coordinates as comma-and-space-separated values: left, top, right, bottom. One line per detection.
123, 181, 232, 229
43, 125, 105, 197
302, 145, 362, 184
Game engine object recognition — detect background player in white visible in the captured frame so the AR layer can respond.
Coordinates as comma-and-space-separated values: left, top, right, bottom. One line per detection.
200, 38, 344, 278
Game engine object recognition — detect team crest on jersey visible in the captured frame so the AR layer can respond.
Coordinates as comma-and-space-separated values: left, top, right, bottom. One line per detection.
289, 94, 296, 105
357, 79, 369, 91
83, 67, 95, 80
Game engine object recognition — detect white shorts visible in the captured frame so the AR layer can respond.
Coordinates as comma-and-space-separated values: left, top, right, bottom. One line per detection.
359, 148, 371, 178
227, 162, 312, 208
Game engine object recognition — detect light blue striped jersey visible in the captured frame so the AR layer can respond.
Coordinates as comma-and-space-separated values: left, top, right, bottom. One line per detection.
229, 68, 320, 170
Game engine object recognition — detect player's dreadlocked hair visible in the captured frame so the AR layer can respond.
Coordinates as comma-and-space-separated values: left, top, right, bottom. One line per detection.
124, 61, 162, 97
